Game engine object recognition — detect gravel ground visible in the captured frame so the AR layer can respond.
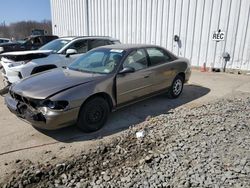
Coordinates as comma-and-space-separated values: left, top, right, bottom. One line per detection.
1, 95, 250, 188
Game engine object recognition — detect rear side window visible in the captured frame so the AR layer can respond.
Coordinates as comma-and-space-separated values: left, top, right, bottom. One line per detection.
146, 48, 172, 66
44, 36, 58, 43
32, 37, 42, 45
0, 39, 9, 43
108, 40, 121, 45
88, 39, 109, 50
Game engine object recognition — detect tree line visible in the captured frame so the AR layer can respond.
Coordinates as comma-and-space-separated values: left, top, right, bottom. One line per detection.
0, 20, 52, 40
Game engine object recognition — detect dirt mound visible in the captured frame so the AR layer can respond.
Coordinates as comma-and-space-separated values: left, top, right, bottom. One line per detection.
2, 97, 250, 188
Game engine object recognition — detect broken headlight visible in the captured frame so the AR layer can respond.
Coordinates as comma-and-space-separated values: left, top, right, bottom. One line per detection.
43, 100, 69, 110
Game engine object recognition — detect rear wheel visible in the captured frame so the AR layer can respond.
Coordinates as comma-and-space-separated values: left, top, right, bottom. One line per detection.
167, 75, 184, 98
77, 97, 109, 132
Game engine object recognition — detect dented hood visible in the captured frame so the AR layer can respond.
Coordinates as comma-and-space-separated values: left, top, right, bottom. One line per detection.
11, 68, 104, 99
0, 50, 52, 62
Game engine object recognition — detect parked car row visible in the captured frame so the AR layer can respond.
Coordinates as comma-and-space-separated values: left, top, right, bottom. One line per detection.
0, 35, 58, 54
0, 36, 120, 87
1, 36, 191, 132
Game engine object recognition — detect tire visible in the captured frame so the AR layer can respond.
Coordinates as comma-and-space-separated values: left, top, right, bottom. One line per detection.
77, 97, 109, 132
167, 75, 184, 99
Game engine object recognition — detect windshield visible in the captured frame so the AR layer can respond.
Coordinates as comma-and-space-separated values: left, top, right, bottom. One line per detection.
68, 49, 125, 74
39, 39, 70, 53
17, 40, 26, 44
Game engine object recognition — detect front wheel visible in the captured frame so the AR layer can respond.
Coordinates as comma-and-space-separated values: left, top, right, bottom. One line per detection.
167, 75, 184, 98
77, 97, 109, 132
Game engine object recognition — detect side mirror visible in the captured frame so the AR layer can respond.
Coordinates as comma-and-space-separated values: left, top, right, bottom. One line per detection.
66, 49, 77, 58
119, 66, 135, 74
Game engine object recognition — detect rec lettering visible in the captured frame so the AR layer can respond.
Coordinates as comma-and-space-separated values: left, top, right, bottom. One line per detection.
212, 32, 225, 40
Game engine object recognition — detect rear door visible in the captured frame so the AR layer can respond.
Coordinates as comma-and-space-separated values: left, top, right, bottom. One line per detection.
116, 49, 152, 105
145, 47, 176, 93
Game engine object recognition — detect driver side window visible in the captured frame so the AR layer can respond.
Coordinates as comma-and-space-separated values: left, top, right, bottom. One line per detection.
123, 49, 147, 71
67, 40, 88, 54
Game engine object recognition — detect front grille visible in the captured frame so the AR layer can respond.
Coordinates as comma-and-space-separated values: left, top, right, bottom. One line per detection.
9, 91, 46, 122
10, 91, 38, 108
10, 91, 24, 103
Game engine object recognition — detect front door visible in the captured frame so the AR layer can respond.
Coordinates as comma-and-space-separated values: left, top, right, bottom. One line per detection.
116, 49, 152, 105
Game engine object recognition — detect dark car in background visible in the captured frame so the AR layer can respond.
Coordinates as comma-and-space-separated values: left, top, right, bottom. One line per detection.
0, 38, 11, 44
0, 35, 58, 54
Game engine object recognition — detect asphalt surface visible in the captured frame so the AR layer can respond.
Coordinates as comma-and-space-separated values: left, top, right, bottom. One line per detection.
0, 70, 250, 182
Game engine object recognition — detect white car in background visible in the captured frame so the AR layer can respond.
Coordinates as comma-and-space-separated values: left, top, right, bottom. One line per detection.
0, 36, 120, 93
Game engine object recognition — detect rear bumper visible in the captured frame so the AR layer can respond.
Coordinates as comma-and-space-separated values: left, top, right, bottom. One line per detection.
5, 94, 80, 130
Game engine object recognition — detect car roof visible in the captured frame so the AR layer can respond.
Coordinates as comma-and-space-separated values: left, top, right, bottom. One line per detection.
95, 44, 178, 59
0, 38, 10, 40
29, 35, 57, 38
96, 44, 160, 50
59, 36, 119, 41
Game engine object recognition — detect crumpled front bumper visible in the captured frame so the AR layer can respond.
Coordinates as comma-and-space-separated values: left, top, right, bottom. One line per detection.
5, 94, 80, 130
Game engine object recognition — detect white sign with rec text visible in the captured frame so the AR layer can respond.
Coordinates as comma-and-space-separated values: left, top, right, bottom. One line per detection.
212, 31, 225, 41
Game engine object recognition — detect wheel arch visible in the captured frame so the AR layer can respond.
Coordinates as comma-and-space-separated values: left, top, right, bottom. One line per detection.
80, 92, 114, 112
177, 72, 185, 81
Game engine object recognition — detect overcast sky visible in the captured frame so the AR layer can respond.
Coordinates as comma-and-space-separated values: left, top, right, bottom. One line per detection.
0, 0, 51, 25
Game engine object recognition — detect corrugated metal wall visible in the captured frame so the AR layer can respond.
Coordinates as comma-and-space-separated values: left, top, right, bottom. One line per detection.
50, 0, 250, 70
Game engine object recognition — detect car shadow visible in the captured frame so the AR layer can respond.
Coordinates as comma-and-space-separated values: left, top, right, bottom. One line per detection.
37, 84, 210, 142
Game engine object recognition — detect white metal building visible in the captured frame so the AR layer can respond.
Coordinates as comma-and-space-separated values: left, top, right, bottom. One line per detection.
50, 0, 250, 71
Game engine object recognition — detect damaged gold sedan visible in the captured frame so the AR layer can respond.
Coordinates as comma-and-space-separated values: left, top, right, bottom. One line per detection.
5, 44, 191, 132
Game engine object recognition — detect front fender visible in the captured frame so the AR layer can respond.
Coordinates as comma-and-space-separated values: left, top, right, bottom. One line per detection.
49, 76, 115, 109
